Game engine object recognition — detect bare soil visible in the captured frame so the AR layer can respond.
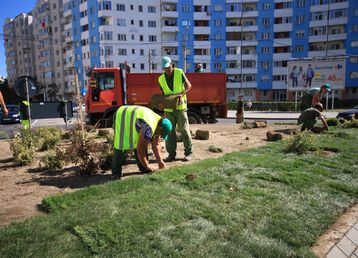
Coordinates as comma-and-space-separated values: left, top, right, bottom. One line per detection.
0, 123, 298, 225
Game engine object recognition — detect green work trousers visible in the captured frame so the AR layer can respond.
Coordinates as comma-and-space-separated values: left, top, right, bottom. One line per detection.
165, 110, 192, 157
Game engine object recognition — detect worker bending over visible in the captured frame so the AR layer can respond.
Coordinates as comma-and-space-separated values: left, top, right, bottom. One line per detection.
297, 103, 328, 133
112, 105, 173, 179
159, 56, 193, 162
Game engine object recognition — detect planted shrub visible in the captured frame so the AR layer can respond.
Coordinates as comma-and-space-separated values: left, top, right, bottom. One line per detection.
340, 119, 358, 129
10, 129, 35, 165
97, 129, 110, 137
41, 148, 69, 170
33, 127, 63, 151
285, 132, 319, 155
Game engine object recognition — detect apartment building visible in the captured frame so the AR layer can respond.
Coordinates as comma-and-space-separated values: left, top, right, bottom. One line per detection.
32, 0, 66, 100
4, 0, 358, 102
3, 13, 37, 86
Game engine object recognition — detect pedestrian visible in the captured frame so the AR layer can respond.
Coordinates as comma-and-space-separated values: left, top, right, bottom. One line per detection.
305, 64, 315, 88
290, 66, 298, 88
236, 95, 244, 123
112, 105, 173, 179
158, 56, 193, 162
297, 103, 328, 132
0, 78, 8, 117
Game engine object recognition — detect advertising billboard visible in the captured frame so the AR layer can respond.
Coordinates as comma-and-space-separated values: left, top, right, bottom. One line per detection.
287, 59, 345, 91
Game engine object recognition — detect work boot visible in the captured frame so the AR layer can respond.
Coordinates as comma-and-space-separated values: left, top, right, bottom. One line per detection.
164, 155, 176, 162
183, 153, 192, 162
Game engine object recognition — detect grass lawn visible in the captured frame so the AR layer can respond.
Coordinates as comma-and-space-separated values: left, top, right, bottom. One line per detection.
0, 127, 357, 257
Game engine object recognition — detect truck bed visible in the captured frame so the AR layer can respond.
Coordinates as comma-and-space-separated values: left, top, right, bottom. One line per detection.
126, 73, 227, 106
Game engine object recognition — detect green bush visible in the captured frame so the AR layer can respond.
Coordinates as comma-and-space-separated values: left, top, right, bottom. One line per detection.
41, 148, 69, 170
33, 127, 63, 151
285, 132, 319, 155
326, 118, 339, 126
10, 129, 35, 165
340, 119, 358, 129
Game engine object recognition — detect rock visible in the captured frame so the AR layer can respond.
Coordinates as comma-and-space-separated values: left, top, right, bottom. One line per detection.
266, 131, 283, 141
208, 145, 223, 153
255, 121, 267, 128
243, 122, 255, 129
245, 137, 250, 140
195, 130, 210, 140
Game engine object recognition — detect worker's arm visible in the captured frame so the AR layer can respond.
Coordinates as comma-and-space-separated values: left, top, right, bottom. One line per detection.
137, 131, 154, 172
182, 73, 192, 95
320, 114, 329, 131
151, 136, 165, 169
0, 91, 8, 116
312, 92, 320, 106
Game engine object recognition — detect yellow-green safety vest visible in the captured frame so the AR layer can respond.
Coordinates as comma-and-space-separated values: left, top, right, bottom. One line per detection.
113, 105, 161, 151
158, 68, 187, 112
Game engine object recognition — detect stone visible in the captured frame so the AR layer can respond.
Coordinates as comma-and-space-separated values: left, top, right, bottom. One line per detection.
195, 130, 210, 140
255, 121, 267, 128
266, 131, 283, 141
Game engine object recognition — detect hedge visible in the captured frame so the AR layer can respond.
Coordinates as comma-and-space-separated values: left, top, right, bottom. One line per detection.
228, 101, 297, 111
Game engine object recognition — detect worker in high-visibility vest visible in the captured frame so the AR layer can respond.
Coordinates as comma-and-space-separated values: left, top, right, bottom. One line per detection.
20, 100, 30, 130
158, 56, 193, 162
112, 105, 173, 178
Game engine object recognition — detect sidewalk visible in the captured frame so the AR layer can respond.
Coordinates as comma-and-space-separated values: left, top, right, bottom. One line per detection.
227, 110, 338, 120
326, 222, 358, 258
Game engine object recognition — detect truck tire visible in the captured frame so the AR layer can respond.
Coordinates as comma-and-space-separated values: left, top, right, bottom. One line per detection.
188, 111, 202, 124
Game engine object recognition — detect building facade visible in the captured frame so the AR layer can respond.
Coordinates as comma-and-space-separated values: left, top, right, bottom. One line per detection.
4, 0, 358, 102
3, 13, 37, 86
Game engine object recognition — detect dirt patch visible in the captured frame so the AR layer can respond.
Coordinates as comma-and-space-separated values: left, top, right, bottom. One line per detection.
311, 204, 358, 258
0, 123, 295, 225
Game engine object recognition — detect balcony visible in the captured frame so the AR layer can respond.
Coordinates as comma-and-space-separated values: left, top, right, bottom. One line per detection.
273, 53, 292, 60
64, 22, 72, 31
227, 81, 257, 89
162, 11, 178, 18
273, 38, 291, 46
309, 33, 346, 43
193, 26, 210, 34
274, 9, 293, 17
162, 25, 178, 33
64, 35, 74, 44
273, 67, 288, 75
272, 81, 287, 89
242, 10, 259, 17
310, 2, 348, 13
274, 24, 292, 32
80, 17, 88, 26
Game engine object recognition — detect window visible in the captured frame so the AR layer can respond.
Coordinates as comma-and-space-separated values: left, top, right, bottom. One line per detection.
118, 34, 126, 41
261, 61, 270, 71
104, 46, 113, 56
263, 3, 272, 10
350, 56, 358, 64
214, 63, 222, 71
215, 19, 223, 27
140, 49, 144, 56
101, 31, 113, 40
131, 34, 135, 40
132, 49, 135, 54
182, 4, 190, 12
139, 5, 143, 12
148, 21, 156, 27
296, 30, 305, 38
149, 35, 157, 42
117, 19, 126, 26
214, 48, 222, 56
140, 63, 145, 70
297, 0, 305, 8
263, 18, 270, 26
117, 4, 125, 11
295, 45, 304, 52
262, 32, 270, 40
352, 41, 358, 48
97, 73, 114, 90
214, 4, 223, 11
118, 48, 127, 55
262, 47, 270, 54
350, 72, 358, 79
139, 35, 144, 41
131, 20, 134, 25
148, 6, 156, 13
130, 5, 134, 10
330, 9, 346, 19
227, 46, 239, 55
139, 20, 143, 27
296, 15, 305, 24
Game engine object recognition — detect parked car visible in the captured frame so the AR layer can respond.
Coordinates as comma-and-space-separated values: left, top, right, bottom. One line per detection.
0, 104, 21, 124
336, 105, 358, 120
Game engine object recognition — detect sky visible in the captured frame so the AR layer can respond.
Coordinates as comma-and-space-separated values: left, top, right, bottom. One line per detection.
0, 0, 37, 77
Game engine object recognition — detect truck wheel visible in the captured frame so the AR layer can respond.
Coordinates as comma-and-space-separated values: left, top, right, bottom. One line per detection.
188, 111, 201, 124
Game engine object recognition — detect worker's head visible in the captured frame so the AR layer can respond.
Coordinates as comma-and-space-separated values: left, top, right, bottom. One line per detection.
157, 118, 173, 141
162, 56, 173, 75
314, 102, 324, 112
320, 83, 331, 94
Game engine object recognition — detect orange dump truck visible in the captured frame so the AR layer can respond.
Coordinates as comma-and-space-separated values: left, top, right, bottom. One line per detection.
86, 68, 227, 127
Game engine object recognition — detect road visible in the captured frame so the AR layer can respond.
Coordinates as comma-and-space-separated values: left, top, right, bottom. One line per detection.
0, 110, 339, 139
